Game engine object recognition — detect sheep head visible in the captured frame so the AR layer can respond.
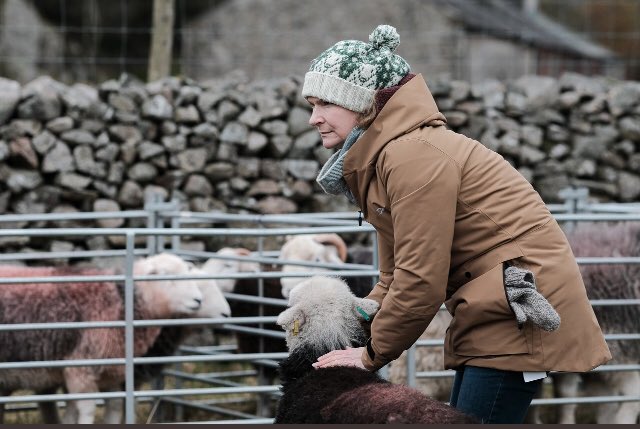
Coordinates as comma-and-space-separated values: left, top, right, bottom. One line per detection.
277, 276, 379, 354
189, 267, 231, 318
133, 253, 203, 317
279, 234, 348, 299
201, 247, 259, 293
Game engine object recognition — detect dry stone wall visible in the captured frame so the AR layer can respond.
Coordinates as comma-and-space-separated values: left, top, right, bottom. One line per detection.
0, 72, 639, 253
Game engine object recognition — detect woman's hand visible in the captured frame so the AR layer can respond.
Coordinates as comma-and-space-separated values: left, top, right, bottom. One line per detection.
312, 347, 366, 370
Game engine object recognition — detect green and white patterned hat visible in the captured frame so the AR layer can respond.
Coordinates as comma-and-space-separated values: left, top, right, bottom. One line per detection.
302, 24, 410, 113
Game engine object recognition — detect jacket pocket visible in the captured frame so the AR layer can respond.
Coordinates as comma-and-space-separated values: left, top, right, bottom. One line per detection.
445, 262, 531, 357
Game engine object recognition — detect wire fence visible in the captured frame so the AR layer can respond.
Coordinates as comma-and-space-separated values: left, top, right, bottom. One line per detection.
0, 0, 637, 84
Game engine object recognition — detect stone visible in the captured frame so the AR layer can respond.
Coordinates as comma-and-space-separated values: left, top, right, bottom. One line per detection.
204, 162, 235, 181
138, 141, 165, 160
288, 106, 313, 136
56, 172, 92, 190
220, 121, 249, 144
18, 76, 64, 121
117, 180, 144, 207
176, 148, 208, 172
247, 179, 280, 197
0, 77, 21, 124
42, 142, 75, 173
183, 174, 213, 197
618, 172, 640, 201
260, 120, 288, 136
95, 143, 120, 162
607, 82, 640, 117
246, 131, 268, 154
127, 163, 158, 182
238, 106, 262, 127
93, 199, 124, 228
60, 129, 95, 146
268, 135, 293, 158
9, 137, 38, 168
142, 94, 173, 120
161, 134, 187, 152
235, 157, 260, 178
175, 105, 201, 123
108, 124, 143, 144
26, 130, 58, 155
217, 100, 241, 124
256, 196, 297, 214
619, 116, 640, 141
3, 168, 42, 192
286, 159, 319, 181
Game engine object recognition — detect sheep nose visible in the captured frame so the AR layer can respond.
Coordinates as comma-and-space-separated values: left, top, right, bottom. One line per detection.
222, 312, 230, 318
194, 298, 202, 307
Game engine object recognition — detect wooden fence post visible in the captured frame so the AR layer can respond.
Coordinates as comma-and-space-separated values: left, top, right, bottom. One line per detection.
148, 0, 175, 82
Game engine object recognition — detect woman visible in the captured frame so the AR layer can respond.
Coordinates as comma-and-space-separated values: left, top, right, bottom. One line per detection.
305, 25, 611, 423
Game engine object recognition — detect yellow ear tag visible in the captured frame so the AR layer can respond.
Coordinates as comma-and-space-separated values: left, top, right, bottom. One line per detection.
293, 319, 300, 336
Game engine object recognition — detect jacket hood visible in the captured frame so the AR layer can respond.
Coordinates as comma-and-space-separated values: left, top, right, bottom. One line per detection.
342, 73, 447, 211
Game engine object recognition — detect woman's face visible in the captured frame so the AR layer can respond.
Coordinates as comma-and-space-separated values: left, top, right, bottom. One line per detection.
307, 97, 359, 149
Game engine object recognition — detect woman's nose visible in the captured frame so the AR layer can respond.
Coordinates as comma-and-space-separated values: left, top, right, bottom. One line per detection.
309, 108, 323, 126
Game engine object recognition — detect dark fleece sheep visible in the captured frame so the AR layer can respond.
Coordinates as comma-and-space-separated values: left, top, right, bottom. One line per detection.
274, 276, 476, 424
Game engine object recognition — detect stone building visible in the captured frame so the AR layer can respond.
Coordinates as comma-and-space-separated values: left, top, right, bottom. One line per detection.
181, 0, 622, 83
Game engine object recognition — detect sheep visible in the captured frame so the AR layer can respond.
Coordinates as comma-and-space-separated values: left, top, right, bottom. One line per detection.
279, 233, 375, 299
0, 253, 204, 424
541, 221, 640, 424
279, 234, 453, 402
15, 266, 231, 425
274, 275, 476, 424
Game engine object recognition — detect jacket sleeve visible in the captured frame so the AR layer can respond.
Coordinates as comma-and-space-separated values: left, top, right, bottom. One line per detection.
362, 140, 459, 371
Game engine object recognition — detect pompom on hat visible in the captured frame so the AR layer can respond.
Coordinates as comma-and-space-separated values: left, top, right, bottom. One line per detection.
302, 24, 411, 113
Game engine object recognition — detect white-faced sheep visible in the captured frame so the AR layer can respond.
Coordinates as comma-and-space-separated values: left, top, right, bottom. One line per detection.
0, 253, 205, 424
542, 222, 640, 424
274, 276, 476, 424
279, 234, 374, 299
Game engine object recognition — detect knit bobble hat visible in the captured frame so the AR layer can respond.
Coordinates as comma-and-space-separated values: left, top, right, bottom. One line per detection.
302, 24, 410, 113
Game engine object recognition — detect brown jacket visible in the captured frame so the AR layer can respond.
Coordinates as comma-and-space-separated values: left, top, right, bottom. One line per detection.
342, 74, 611, 372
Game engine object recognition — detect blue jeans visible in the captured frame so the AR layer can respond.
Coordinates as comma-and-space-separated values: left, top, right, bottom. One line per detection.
449, 365, 542, 423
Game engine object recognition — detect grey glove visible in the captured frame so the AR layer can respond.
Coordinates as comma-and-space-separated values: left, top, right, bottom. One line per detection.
504, 266, 561, 332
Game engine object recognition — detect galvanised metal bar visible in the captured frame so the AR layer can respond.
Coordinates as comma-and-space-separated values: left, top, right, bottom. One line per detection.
160, 396, 260, 420
0, 248, 149, 262
554, 213, 640, 221
221, 324, 286, 339
0, 210, 148, 223
0, 386, 282, 404
0, 353, 289, 371
176, 248, 373, 270
530, 396, 640, 406
0, 269, 380, 284
124, 232, 136, 424
0, 316, 278, 332
0, 225, 376, 237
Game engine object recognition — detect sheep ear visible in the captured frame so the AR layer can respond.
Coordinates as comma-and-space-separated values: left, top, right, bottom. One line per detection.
354, 298, 379, 321
276, 307, 306, 332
